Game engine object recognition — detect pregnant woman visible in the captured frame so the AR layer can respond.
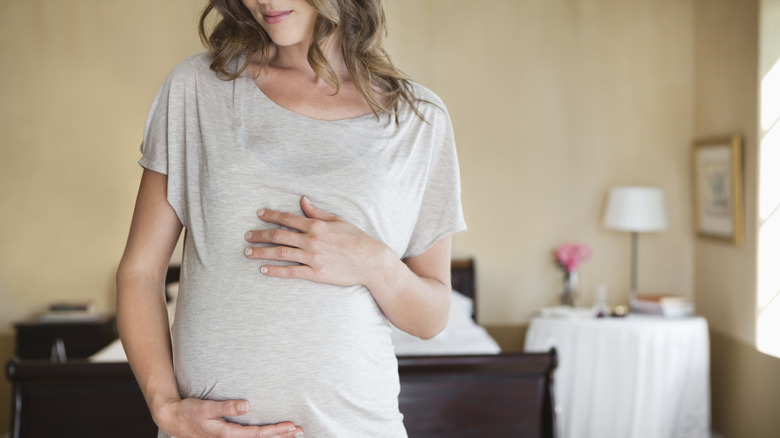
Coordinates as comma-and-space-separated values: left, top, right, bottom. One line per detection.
116, 1, 465, 437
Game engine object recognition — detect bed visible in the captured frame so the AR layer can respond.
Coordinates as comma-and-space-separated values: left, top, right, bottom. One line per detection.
6, 259, 557, 438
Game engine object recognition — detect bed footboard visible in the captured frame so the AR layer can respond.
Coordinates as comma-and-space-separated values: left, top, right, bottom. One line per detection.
6, 349, 556, 438
6, 359, 156, 438
398, 350, 557, 438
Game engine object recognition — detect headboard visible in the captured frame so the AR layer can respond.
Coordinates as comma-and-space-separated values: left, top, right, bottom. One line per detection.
450, 258, 476, 321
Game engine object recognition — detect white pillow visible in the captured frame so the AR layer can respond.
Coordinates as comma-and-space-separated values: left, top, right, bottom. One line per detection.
449, 289, 474, 324
166, 281, 180, 302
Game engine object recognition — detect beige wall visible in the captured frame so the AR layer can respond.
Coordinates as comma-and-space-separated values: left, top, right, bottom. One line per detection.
385, 0, 696, 322
0, 1, 207, 327
0, 0, 775, 435
0, 0, 697, 328
0, 0, 208, 432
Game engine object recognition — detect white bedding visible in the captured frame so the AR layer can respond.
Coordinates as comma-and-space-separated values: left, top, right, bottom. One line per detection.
90, 288, 500, 363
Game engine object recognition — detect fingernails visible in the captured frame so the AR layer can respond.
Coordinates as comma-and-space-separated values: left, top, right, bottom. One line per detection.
257, 209, 265, 217
245, 231, 253, 240
245, 248, 253, 256
260, 266, 268, 274
295, 432, 305, 438
302, 196, 310, 204
237, 401, 249, 413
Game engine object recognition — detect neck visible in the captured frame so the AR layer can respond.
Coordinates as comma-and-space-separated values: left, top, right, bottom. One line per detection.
269, 35, 348, 84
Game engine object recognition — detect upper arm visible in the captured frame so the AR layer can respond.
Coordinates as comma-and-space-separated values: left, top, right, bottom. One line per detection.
118, 168, 183, 285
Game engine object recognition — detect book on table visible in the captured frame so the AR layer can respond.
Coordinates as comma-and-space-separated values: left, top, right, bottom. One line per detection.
631, 294, 694, 317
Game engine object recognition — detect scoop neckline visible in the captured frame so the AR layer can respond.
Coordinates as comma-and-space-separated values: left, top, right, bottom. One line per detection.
240, 71, 382, 124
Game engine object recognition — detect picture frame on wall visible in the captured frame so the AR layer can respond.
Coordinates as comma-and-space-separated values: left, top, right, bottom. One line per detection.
692, 134, 744, 245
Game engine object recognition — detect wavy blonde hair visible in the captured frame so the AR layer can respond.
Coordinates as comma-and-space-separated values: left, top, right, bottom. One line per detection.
199, 0, 421, 119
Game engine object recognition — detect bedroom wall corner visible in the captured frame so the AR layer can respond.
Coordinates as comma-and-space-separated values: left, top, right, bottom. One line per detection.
692, 0, 780, 435
693, 0, 759, 351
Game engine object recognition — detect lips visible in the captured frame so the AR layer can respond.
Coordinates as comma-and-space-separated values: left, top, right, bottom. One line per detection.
262, 10, 293, 25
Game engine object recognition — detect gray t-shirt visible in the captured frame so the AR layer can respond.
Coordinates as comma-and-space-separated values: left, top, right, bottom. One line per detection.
140, 53, 466, 438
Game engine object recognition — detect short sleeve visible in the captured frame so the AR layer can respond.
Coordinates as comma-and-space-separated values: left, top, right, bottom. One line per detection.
403, 103, 467, 259
138, 60, 193, 225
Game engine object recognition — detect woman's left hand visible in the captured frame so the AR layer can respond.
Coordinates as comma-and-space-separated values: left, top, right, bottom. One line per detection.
244, 197, 395, 287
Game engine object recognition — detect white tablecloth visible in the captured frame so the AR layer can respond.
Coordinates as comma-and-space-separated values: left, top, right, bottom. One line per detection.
524, 314, 710, 438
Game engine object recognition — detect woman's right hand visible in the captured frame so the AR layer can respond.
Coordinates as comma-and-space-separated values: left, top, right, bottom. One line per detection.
155, 398, 303, 438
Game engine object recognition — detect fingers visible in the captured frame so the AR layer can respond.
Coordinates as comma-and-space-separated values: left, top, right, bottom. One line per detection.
221, 422, 303, 438
244, 247, 316, 280
254, 422, 304, 438
256, 207, 312, 232
258, 263, 315, 281
245, 198, 335, 262
252, 198, 339, 233
161, 398, 304, 438
300, 196, 338, 221
214, 401, 304, 437
244, 244, 307, 262
245, 228, 307, 249
242, 239, 318, 281
244, 198, 365, 285
218, 399, 251, 417
219, 422, 303, 438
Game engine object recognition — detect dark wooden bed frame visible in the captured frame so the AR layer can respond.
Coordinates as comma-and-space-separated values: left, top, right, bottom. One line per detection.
6, 260, 557, 438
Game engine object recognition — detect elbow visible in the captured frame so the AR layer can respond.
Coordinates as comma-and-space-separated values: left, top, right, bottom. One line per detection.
415, 317, 449, 341
416, 331, 440, 341
414, 293, 451, 340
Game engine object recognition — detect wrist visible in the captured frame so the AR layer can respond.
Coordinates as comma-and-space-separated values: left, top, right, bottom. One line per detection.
363, 244, 405, 293
149, 393, 182, 428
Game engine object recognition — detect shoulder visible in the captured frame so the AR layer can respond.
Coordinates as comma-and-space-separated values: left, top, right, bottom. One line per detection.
164, 52, 217, 86
394, 82, 453, 133
409, 82, 445, 107
154, 52, 237, 104
406, 82, 451, 122
147, 52, 237, 119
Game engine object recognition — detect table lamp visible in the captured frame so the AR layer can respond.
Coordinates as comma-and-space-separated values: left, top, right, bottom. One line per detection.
603, 186, 668, 304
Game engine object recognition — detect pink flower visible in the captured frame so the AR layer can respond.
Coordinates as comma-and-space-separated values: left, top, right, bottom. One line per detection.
554, 243, 592, 272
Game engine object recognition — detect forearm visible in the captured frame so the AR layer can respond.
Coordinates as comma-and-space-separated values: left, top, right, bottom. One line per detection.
116, 169, 185, 421
116, 267, 181, 421
365, 238, 453, 340
367, 257, 450, 339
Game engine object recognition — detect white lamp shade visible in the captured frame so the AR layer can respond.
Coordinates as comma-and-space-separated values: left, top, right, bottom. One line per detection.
603, 186, 668, 232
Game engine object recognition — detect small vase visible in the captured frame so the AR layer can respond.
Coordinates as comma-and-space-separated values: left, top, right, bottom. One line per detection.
560, 270, 578, 307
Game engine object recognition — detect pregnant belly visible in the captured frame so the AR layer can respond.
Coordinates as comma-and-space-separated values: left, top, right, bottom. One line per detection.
169, 278, 401, 433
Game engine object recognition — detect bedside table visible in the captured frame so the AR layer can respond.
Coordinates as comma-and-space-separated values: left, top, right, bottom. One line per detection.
13, 315, 116, 360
